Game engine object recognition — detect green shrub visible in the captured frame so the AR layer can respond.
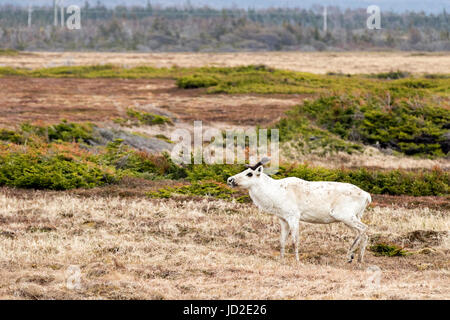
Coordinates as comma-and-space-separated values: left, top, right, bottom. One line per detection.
282, 95, 450, 157
0, 152, 115, 190
159, 160, 448, 197
31, 64, 119, 78
0, 64, 179, 79
186, 163, 244, 183
369, 243, 409, 257
370, 70, 411, 80
276, 164, 448, 196
0, 129, 25, 144
0, 121, 94, 147
274, 114, 363, 155
0, 134, 447, 195
424, 74, 450, 79
148, 180, 249, 202
176, 74, 219, 89
0, 67, 25, 76
18, 121, 94, 144
0, 133, 187, 190
126, 108, 173, 126
47, 121, 93, 142
148, 161, 448, 200
399, 79, 436, 89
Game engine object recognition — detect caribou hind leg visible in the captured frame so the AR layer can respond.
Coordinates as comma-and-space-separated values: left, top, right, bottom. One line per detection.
347, 230, 361, 263
343, 218, 368, 263
358, 232, 368, 263
330, 200, 369, 263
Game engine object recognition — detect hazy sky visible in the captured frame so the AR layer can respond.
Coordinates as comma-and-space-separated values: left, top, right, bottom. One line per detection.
0, 0, 448, 13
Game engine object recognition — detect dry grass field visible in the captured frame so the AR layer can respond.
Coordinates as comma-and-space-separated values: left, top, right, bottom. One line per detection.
2, 51, 450, 75
0, 189, 448, 300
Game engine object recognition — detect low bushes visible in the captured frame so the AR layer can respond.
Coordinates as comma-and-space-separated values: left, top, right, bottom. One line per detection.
185, 163, 243, 183
0, 122, 448, 196
0, 144, 115, 190
188, 162, 449, 196
369, 70, 411, 80
274, 116, 363, 155
147, 163, 448, 202
0, 135, 186, 190
277, 94, 450, 157
148, 160, 448, 199
148, 180, 248, 202
369, 243, 409, 257
276, 164, 449, 196
125, 108, 173, 126
114, 109, 173, 127
1, 136, 446, 195
176, 74, 219, 89
0, 129, 25, 144
0, 121, 94, 145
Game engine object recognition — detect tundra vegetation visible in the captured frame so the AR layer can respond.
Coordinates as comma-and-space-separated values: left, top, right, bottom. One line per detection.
0, 65, 449, 195
0, 62, 448, 299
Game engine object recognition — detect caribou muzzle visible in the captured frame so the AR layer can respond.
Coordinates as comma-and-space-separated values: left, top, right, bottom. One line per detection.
227, 177, 238, 187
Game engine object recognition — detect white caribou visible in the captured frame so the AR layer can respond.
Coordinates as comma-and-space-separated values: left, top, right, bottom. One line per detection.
227, 158, 371, 263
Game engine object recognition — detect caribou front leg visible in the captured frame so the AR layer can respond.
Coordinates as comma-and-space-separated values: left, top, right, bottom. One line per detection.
287, 216, 300, 261
279, 218, 290, 259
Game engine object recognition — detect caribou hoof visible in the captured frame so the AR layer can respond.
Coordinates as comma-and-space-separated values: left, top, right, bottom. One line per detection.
347, 253, 354, 263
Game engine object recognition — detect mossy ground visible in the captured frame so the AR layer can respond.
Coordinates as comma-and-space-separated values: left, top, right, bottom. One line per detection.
369, 243, 409, 257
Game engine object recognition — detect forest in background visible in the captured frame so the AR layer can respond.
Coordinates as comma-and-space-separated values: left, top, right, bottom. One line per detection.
0, 4, 449, 52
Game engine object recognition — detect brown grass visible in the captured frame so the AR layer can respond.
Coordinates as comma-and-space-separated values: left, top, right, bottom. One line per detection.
0, 77, 300, 128
2, 51, 450, 74
0, 190, 448, 300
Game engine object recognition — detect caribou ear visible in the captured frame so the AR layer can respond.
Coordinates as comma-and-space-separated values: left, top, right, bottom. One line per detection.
255, 165, 263, 176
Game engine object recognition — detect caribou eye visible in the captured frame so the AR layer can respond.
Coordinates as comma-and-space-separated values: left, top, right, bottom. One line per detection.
246, 172, 253, 177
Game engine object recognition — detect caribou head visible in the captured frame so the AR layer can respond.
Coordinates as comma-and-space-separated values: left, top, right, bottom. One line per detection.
227, 157, 270, 189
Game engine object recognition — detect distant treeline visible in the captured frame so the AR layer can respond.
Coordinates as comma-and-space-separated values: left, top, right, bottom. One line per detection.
0, 4, 449, 51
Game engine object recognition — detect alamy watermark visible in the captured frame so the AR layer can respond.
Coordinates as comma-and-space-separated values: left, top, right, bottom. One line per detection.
170, 121, 279, 173
365, 265, 382, 292
24, 3, 382, 32
27, 0, 81, 30
321, 5, 381, 31
367, 5, 382, 30
65, 265, 82, 290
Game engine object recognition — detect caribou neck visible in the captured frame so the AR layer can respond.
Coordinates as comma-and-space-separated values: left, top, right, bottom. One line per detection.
249, 174, 275, 195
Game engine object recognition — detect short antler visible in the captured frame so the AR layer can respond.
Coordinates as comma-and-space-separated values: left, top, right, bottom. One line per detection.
245, 157, 271, 170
